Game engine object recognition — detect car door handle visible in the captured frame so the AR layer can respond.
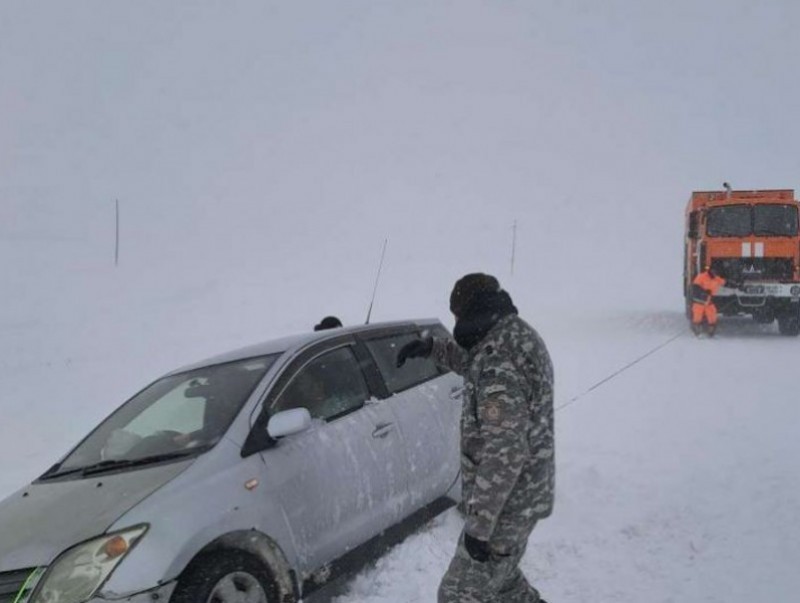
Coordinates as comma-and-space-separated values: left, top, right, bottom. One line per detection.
449, 386, 465, 400
372, 423, 394, 439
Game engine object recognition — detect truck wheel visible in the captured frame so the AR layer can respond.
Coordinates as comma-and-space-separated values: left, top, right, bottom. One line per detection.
172, 550, 279, 603
777, 311, 800, 336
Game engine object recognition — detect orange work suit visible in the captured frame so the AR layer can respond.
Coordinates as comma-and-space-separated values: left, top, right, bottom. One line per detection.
691, 271, 726, 325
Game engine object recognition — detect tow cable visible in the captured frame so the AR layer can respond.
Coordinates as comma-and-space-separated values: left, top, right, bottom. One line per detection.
556, 329, 687, 412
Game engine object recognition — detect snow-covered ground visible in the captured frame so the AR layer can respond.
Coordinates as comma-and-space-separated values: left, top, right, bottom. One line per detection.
327, 315, 800, 602
3, 277, 799, 602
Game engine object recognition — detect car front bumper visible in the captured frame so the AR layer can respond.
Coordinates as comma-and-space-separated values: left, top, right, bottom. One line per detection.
718, 283, 800, 298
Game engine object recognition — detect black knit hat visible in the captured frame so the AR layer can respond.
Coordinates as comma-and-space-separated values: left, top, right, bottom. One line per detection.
314, 316, 343, 331
449, 273, 501, 317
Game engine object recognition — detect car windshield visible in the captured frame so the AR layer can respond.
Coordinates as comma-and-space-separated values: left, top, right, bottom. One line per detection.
51, 355, 278, 475
753, 204, 799, 236
706, 205, 752, 237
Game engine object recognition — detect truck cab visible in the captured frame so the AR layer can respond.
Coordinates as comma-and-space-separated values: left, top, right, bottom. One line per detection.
684, 188, 800, 335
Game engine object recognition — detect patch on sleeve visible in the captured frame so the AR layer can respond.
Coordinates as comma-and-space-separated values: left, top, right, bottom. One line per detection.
482, 399, 503, 424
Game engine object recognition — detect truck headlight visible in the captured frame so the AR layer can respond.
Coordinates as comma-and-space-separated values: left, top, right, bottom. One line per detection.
31, 525, 147, 603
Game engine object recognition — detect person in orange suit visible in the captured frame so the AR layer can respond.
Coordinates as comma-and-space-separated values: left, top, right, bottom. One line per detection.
692, 266, 726, 336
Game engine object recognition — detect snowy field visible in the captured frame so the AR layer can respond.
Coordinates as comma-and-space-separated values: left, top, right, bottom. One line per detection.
2, 269, 798, 602
326, 315, 800, 602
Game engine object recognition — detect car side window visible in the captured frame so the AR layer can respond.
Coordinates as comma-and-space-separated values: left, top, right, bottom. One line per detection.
364, 333, 441, 394
273, 346, 370, 421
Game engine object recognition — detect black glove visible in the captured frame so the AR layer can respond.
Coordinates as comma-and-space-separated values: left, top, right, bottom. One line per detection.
464, 533, 490, 563
396, 337, 433, 367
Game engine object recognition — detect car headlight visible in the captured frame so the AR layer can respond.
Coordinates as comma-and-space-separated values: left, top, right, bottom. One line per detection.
30, 525, 147, 603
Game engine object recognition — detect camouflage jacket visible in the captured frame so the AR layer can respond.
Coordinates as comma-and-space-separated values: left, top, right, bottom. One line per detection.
432, 314, 555, 544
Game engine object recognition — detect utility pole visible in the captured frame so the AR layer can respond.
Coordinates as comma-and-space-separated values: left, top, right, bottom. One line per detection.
510, 219, 517, 277
115, 199, 120, 267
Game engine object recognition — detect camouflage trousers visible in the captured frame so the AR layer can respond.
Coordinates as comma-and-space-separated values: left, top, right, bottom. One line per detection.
437, 527, 540, 603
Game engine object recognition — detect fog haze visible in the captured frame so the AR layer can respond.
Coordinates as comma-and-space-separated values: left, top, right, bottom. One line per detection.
3, 3, 800, 600
5, 1, 800, 321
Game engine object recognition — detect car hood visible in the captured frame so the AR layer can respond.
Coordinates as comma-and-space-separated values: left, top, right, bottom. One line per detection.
0, 460, 192, 572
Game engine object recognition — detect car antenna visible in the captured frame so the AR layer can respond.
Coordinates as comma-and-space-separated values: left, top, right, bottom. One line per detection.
365, 238, 388, 324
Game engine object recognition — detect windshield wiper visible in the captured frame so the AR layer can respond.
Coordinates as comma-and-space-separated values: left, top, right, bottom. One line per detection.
39, 464, 85, 480
754, 230, 796, 237
81, 448, 209, 476
41, 448, 207, 480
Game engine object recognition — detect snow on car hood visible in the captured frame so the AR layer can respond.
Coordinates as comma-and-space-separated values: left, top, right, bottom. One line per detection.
0, 460, 192, 572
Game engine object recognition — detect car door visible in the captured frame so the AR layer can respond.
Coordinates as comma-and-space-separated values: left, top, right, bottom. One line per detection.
252, 340, 408, 573
422, 324, 464, 487
359, 325, 462, 511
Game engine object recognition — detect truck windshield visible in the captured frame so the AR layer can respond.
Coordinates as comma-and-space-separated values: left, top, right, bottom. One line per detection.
49, 355, 278, 476
706, 205, 751, 237
754, 205, 799, 236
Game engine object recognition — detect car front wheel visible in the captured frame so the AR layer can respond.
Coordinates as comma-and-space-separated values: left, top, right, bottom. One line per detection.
777, 307, 800, 336
172, 550, 277, 603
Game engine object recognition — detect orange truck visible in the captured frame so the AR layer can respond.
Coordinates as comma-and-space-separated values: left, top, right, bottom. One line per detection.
684, 187, 800, 336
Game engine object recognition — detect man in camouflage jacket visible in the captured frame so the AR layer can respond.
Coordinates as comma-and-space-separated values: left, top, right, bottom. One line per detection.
397, 273, 554, 603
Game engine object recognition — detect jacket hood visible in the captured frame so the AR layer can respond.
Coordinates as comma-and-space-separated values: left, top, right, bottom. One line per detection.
0, 460, 192, 572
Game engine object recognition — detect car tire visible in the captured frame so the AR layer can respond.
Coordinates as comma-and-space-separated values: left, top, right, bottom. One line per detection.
777, 311, 800, 336
171, 550, 278, 603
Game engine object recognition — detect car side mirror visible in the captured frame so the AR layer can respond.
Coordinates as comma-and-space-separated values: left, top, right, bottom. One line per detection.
267, 408, 312, 439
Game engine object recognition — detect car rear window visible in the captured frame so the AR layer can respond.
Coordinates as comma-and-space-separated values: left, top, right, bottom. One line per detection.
364, 333, 441, 394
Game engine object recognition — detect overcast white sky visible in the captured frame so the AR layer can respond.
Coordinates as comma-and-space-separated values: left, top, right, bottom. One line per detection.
3, 0, 800, 325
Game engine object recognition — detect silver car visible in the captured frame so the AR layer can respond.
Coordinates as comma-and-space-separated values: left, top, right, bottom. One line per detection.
0, 320, 463, 603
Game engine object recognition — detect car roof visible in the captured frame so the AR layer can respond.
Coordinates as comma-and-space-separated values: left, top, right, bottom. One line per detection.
167, 318, 443, 375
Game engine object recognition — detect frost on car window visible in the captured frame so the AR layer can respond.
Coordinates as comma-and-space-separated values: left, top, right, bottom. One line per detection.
58, 355, 278, 470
